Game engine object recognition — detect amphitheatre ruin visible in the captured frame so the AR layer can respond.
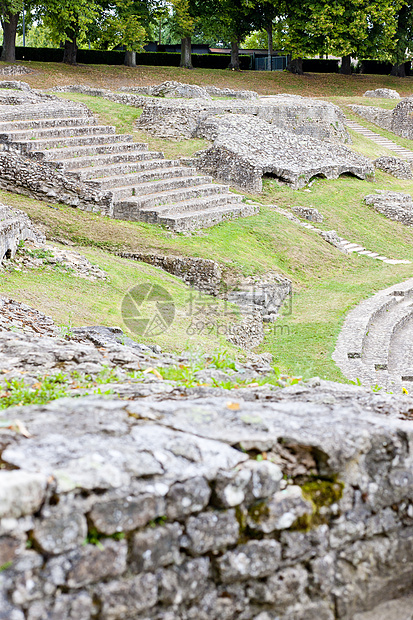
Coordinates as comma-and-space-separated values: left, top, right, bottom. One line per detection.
1, 63, 413, 620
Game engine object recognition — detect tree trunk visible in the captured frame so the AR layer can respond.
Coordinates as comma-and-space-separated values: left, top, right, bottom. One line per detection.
390, 62, 406, 77
266, 22, 273, 71
287, 57, 303, 74
180, 37, 192, 69
124, 51, 136, 67
229, 40, 240, 70
63, 38, 78, 65
340, 55, 351, 74
1, 12, 19, 62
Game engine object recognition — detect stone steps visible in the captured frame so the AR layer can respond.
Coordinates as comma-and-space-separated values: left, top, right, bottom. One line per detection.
0, 102, 257, 230
0, 116, 98, 132
345, 118, 413, 160
109, 175, 213, 202
0, 124, 116, 142
41, 141, 148, 162
60, 149, 157, 172
114, 193, 243, 222
159, 203, 257, 232
119, 183, 234, 213
68, 158, 171, 179
333, 279, 413, 390
94, 166, 199, 190
0, 104, 89, 122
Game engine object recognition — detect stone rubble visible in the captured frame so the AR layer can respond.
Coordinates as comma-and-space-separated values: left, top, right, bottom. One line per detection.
188, 114, 373, 191
0, 65, 33, 76
0, 297, 57, 336
364, 190, 413, 226
291, 206, 324, 222
374, 156, 413, 179
363, 88, 401, 99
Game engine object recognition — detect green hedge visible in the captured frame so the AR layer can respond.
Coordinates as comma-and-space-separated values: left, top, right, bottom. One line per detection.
10, 47, 250, 70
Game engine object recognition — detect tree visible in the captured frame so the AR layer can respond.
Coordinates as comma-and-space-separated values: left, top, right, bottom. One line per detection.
388, 2, 413, 76
280, 0, 405, 74
39, 0, 99, 64
0, 0, 23, 61
171, 0, 196, 68
89, 0, 148, 66
210, 0, 260, 70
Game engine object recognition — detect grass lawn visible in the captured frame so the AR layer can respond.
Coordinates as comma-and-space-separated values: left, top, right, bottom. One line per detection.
1, 63, 413, 382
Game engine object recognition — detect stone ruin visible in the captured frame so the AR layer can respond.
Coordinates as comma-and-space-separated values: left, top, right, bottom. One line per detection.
0, 65, 33, 76
351, 96, 413, 139
364, 191, 413, 226
0, 320, 413, 619
186, 114, 373, 191
374, 156, 413, 179
0, 82, 254, 231
291, 207, 324, 222
119, 82, 259, 100
136, 93, 350, 143
0, 204, 45, 262
363, 88, 400, 99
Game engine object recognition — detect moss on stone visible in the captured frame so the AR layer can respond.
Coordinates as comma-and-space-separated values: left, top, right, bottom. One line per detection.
292, 478, 344, 531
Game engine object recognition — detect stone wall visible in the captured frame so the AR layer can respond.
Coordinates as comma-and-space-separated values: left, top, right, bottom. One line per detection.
0, 65, 33, 76
117, 251, 222, 295
136, 94, 350, 143
0, 149, 113, 215
350, 98, 413, 140
51, 84, 151, 108
1, 325, 413, 620
374, 156, 413, 180
119, 83, 259, 100
0, 205, 45, 262
364, 191, 413, 226
348, 105, 393, 130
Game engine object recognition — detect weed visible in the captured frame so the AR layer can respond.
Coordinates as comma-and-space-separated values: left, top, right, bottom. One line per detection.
0, 374, 70, 410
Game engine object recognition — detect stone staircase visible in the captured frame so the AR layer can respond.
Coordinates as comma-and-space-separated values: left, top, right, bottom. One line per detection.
333, 278, 413, 391
0, 102, 257, 231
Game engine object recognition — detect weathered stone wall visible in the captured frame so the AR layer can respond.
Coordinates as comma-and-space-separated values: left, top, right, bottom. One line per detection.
119, 83, 259, 100
390, 97, 413, 139
0, 149, 113, 215
136, 94, 350, 143
364, 191, 413, 226
350, 98, 413, 140
348, 105, 393, 130
374, 156, 413, 179
0, 205, 45, 261
51, 84, 151, 108
0, 65, 33, 76
1, 326, 413, 620
117, 251, 222, 295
